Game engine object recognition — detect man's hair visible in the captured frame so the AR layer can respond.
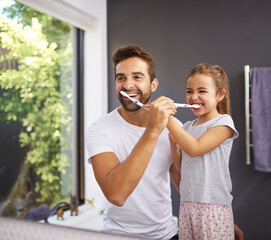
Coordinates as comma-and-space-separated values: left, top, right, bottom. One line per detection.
112, 45, 156, 82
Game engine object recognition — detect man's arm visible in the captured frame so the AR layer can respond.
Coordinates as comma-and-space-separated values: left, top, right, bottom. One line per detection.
91, 128, 160, 206
169, 132, 181, 192
169, 163, 181, 192
92, 97, 176, 206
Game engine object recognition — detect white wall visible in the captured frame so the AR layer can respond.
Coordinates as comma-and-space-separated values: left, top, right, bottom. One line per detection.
80, 0, 108, 208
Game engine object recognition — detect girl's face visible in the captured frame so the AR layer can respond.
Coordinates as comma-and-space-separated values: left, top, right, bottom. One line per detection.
186, 73, 224, 122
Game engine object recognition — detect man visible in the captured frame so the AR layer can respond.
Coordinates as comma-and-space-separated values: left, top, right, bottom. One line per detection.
86, 45, 179, 239
86, 45, 243, 240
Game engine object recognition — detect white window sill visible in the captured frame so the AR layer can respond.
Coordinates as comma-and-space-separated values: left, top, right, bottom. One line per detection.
47, 204, 103, 231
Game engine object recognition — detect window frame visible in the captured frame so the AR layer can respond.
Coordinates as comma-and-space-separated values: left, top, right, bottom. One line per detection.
74, 28, 85, 202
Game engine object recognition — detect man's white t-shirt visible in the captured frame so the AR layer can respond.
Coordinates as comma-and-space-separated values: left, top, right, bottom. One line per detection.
86, 108, 180, 239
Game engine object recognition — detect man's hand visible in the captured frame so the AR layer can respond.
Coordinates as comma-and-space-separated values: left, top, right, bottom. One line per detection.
145, 96, 177, 135
234, 223, 244, 240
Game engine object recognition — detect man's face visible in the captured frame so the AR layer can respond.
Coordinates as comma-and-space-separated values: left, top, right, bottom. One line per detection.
115, 57, 157, 111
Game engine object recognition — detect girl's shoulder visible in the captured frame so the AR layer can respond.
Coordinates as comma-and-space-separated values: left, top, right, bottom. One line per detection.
211, 114, 239, 139
211, 114, 234, 126
183, 114, 238, 139
182, 114, 232, 128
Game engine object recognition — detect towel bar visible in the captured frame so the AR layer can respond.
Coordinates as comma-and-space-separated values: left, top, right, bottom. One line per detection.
244, 65, 252, 165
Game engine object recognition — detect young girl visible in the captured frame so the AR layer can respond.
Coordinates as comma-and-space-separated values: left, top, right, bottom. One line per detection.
168, 63, 239, 240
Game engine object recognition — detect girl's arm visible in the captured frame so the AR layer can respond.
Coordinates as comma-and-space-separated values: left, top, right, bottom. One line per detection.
167, 115, 233, 158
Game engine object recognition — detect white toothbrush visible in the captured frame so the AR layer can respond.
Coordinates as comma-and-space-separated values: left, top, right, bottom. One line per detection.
174, 103, 201, 108
120, 91, 144, 107
120, 91, 201, 109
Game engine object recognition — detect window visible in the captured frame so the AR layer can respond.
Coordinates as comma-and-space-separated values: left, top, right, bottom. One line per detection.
0, 0, 84, 218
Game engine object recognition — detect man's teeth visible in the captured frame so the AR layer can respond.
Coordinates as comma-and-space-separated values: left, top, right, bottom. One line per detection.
128, 93, 138, 97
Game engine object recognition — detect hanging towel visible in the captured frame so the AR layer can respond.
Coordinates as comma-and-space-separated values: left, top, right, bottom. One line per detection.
251, 67, 271, 172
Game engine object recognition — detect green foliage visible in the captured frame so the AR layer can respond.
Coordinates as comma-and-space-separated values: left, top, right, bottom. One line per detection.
0, 14, 73, 203
2, 2, 71, 47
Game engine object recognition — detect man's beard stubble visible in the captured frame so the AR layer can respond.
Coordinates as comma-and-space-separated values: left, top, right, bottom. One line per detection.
118, 90, 151, 112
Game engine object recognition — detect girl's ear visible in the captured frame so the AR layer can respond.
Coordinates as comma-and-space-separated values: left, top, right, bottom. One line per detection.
217, 89, 226, 102
151, 78, 159, 93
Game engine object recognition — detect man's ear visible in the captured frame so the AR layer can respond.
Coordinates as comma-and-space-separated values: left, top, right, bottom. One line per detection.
151, 78, 159, 93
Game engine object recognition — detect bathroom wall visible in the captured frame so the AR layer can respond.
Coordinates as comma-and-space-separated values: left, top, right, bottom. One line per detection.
107, 1, 271, 239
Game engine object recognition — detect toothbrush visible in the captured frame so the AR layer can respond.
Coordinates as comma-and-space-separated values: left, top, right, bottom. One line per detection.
174, 103, 201, 108
120, 91, 144, 107
120, 91, 201, 109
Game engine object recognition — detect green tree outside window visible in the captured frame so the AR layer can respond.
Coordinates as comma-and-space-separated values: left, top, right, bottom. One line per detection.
0, 2, 73, 213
